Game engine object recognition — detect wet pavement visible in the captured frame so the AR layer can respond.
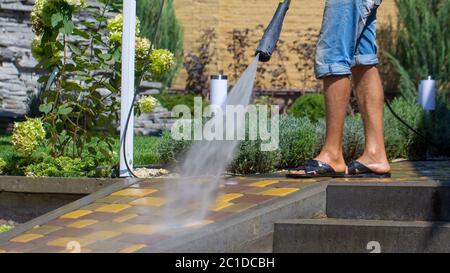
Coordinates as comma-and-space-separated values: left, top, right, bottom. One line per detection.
0, 161, 448, 253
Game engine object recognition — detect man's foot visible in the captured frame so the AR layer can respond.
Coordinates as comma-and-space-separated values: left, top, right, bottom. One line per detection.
287, 151, 346, 177
286, 159, 345, 178
345, 153, 391, 178
352, 154, 391, 174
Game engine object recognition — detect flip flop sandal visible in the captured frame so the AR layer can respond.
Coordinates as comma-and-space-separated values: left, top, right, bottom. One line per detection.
286, 159, 345, 178
345, 160, 391, 178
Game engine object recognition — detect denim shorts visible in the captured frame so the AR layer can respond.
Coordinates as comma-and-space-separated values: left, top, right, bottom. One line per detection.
315, 0, 382, 79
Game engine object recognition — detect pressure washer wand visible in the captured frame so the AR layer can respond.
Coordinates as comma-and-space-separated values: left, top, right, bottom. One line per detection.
255, 0, 291, 62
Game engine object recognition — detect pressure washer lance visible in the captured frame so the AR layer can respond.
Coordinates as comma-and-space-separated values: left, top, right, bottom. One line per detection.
255, 0, 291, 62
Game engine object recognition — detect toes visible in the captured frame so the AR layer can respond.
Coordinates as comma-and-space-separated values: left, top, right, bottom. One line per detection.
289, 170, 306, 175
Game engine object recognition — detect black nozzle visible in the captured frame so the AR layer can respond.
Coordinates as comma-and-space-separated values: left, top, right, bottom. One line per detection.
255, 0, 291, 62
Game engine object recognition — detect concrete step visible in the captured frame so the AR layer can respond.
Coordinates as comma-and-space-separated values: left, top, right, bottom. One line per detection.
326, 182, 450, 221
273, 218, 450, 253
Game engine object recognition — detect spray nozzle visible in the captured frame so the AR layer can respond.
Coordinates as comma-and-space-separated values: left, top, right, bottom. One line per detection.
255, 0, 291, 62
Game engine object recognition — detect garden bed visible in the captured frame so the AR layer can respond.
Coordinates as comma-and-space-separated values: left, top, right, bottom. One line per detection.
0, 176, 120, 230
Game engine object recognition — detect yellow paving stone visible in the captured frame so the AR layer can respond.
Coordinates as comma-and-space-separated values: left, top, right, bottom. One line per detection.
261, 187, 299, 197
210, 201, 233, 212
217, 193, 244, 202
61, 210, 92, 219
112, 188, 158, 197
27, 225, 62, 235
119, 224, 159, 235
114, 213, 138, 223
95, 204, 131, 213
47, 237, 93, 248
119, 244, 147, 253
183, 220, 214, 228
10, 233, 43, 243
248, 180, 280, 188
68, 219, 99, 229
130, 197, 166, 207
83, 231, 121, 241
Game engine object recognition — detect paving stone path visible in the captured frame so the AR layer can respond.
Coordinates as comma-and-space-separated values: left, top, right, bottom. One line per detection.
0, 161, 449, 253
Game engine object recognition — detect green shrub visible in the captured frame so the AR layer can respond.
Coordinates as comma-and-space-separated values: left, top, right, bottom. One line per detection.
229, 118, 280, 175
0, 225, 13, 233
155, 92, 208, 114
384, 97, 426, 159
278, 116, 320, 168
229, 139, 280, 175
288, 94, 325, 122
156, 131, 192, 164
24, 156, 113, 178
11, 118, 45, 157
0, 157, 6, 175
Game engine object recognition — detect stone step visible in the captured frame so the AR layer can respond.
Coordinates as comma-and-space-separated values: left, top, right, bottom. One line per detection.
273, 218, 450, 253
326, 182, 450, 221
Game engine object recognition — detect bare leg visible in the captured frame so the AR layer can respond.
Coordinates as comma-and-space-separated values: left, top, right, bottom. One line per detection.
352, 66, 391, 174
289, 76, 350, 174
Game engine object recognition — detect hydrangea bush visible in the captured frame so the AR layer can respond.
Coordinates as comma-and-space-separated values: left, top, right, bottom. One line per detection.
11, 118, 45, 156
149, 49, 175, 76
0, 225, 13, 233
10, 0, 175, 177
139, 95, 159, 113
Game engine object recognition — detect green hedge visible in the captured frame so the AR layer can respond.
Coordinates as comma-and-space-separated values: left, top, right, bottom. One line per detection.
288, 94, 325, 122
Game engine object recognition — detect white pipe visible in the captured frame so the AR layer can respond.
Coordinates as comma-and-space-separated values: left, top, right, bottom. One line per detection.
119, 0, 136, 177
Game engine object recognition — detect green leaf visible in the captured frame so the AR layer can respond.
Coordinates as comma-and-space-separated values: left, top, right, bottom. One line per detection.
98, 53, 112, 61
51, 13, 63, 27
39, 103, 53, 114
62, 81, 82, 91
61, 20, 75, 34
68, 44, 82, 55
58, 106, 73, 115
88, 147, 96, 155
99, 148, 111, 159
73, 29, 90, 39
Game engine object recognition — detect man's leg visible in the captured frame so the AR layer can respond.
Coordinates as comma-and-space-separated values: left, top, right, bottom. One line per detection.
288, 0, 357, 176
352, 65, 390, 174
315, 76, 351, 172
289, 76, 350, 175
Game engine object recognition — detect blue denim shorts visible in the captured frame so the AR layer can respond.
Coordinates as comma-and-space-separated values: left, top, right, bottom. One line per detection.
315, 0, 382, 79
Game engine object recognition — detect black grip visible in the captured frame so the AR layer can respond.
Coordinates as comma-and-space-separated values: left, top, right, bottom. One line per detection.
255, 0, 291, 62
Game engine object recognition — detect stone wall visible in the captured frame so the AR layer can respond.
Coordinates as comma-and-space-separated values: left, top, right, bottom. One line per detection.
0, 0, 37, 116
172, 0, 398, 90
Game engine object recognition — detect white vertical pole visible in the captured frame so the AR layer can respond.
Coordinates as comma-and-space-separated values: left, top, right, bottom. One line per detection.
120, 0, 136, 177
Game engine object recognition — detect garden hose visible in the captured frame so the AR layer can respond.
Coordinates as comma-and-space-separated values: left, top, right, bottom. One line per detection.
121, 0, 166, 178
384, 98, 439, 149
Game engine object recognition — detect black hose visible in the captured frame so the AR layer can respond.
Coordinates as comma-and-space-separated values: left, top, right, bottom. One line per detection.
384, 98, 438, 149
